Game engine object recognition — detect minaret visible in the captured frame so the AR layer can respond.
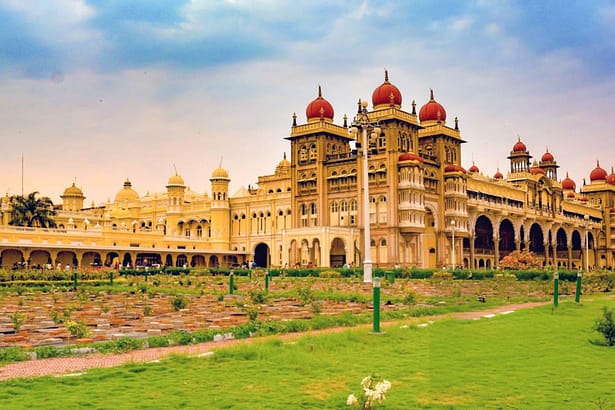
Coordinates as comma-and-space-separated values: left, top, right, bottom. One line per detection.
166, 172, 186, 236
210, 163, 230, 250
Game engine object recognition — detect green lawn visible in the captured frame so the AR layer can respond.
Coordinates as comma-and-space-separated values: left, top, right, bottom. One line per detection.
1, 296, 614, 409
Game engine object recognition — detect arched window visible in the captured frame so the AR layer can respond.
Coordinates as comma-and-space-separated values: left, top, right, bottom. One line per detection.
300, 145, 308, 161
341, 201, 348, 212
331, 202, 339, 212
309, 144, 317, 160
311, 203, 317, 215
196, 225, 202, 238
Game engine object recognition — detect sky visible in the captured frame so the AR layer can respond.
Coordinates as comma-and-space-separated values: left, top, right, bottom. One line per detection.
1, 0, 614, 206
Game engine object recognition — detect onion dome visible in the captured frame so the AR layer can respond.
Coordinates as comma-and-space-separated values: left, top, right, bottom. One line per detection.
115, 179, 139, 202
589, 161, 607, 181
468, 163, 479, 173
530, 161, 546, 175
580, 195, 589, 202
561, 173, 576, 191
167, 173, 185, 186
512, 137, 527, 152
211, 166, 229, 179
398, 152, 424, 163
607, 167, 615, 185
541, 148, 554, 162
444, 164, 466, 174
372, 69, 402, 109
493, 169, 503, 180
306, 85, 334, 122
419, 89, 446, 123
566, 191, 576, 199
275, 152, 291, 175
62, 182, 84, 197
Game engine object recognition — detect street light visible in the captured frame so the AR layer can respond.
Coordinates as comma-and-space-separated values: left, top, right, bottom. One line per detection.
450, 219, 456, 269
584, 214, 590, 272
349, 99, 381, 283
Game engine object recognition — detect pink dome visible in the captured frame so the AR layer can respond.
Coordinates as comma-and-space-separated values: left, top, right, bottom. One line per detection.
398, 152, 424, 163
589, 161, 607, 181
372, 70, 402, 108
306, 86, 334, 121
562, 174, 576, 190
512, 137, 527, 152
419, 89, 446, 122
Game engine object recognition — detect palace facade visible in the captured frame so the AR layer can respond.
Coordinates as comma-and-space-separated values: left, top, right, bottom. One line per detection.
1, 71, 614, 270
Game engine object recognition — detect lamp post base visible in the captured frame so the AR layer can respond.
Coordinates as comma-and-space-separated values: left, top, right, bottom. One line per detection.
363, 260, 373, 283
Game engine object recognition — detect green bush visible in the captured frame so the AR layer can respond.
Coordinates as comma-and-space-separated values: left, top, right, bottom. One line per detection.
0, 346, 30, 364
171, 295, 189, 311
146, 336, 170, 348
594, 306, 615, 346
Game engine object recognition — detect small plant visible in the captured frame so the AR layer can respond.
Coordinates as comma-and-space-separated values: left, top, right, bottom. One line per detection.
65, 320, 89, 339
593, 306, 615, 346
243, 305, 259, 321
10, 311, 25, 333
311, 300, 323, 315
171, 295, 188, 311
249, 289, 267, 304
346, 375, 392, 409
143, 303, 153, 316
402, 289, 417, 305
297, 286, 314, 305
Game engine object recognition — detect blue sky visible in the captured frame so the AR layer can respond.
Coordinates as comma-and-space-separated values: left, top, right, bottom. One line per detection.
0, 0, 614, 205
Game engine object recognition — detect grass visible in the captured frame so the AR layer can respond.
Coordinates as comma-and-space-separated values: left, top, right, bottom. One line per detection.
1, 296, 614, 409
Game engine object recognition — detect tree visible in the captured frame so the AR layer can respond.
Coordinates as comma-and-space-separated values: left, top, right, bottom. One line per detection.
9, 191, 57, 228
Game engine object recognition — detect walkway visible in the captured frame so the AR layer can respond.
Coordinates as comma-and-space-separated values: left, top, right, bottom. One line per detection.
0, 301, 549, 381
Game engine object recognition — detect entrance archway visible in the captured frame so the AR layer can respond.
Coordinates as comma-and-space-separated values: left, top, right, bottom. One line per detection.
329, 237, 346, 267
254, 243, 270, 268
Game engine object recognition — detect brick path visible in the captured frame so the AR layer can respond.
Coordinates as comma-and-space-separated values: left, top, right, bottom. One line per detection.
0, 301, 549, 381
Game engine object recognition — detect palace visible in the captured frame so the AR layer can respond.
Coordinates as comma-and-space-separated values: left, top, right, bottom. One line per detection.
1, 71, 614, 271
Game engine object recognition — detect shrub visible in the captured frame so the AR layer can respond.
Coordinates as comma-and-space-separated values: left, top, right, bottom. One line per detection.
432, 271, 453, 280
146, 336, 170, 348
0, 347, 30, 364
248, 289, 267, 304
66, 320, 89, 339
499, 250, 542, 270
594, 306, 615, 346
402, 290, 418, 305
171, 295, 188, 311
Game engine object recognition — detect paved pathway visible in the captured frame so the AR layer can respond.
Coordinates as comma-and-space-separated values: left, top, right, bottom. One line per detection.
0, 301, 550, 381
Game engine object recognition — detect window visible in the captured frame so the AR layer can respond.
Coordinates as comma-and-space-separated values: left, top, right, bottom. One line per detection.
331, 202, 338, 212
309, 144, 317, 160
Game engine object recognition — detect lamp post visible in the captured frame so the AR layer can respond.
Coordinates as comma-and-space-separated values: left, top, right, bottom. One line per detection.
349, 99, 381, 283
450, 219, 456, 269
584, 214, 590, 272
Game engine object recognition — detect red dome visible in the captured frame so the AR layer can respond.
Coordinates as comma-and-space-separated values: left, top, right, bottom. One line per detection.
530, 166, 546, 175
541, 150, 554, 162
494, 170, 503, 179
444, 164, 466, 174
566, 191, 576, 199
372, 70, 402, 108
419, 89, 446, 122
561, 174, 576, 190
468, 163, 479, 173
589, 161, 607, 181
398, 152, 424, 163
512, 137, 527, 152
580, 195, 589, 202
607, 168, 615, 185
306, 86, 334, 121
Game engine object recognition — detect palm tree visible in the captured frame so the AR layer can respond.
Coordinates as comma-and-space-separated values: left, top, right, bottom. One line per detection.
9, 191, 57, 228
